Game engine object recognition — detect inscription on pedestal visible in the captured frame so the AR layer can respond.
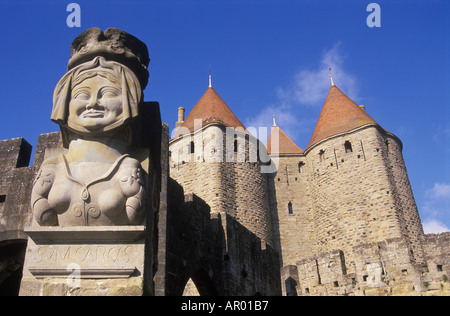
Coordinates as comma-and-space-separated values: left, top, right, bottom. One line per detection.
33, 245, 134, 265
22, 226, 145, 280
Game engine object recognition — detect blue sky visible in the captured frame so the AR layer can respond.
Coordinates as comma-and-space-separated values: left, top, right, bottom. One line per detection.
0, 0, 449, 233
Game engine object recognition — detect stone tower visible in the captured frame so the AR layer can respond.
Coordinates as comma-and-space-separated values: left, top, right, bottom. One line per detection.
267, 121, 312, 267
269, 83, 428, 295
169, 80, 274, 246
304, 84, 424, 265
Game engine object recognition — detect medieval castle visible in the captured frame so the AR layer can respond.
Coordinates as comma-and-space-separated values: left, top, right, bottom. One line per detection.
0, 31, 449, 296
166, 78, 450, 296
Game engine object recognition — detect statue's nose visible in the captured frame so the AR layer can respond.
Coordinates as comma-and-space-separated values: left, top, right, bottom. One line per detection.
86, 93, 102, 110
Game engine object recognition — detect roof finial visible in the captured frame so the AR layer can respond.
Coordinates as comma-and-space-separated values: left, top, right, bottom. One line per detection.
273, 115, 277, 127
329, 67, 335, 86
209, 65, 212, 88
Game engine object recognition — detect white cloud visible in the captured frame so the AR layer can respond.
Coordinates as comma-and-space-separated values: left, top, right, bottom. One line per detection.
244, 103, 307, 145
244, 42, 358, 146
426, 182, 450, 199
277, 42, 359, 107
420, 182, 450, 234
422, 219, 449, 234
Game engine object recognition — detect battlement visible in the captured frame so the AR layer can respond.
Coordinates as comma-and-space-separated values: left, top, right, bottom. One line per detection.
0, 133, 62, 243
282, 236, 450, 296
0, 138, 32, 170
160, 176, 281, 296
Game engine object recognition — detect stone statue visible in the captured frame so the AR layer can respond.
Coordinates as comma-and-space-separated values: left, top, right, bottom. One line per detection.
31, 28, 151, 226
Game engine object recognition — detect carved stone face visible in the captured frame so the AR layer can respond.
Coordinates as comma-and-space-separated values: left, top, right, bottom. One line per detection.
68, 75, 123, 132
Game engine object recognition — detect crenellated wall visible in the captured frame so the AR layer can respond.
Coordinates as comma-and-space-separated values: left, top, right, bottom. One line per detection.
0, 133, 62, 242
282, 235, 450, 296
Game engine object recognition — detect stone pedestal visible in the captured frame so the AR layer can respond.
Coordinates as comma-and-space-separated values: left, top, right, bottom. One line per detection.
19, 226, 148, 296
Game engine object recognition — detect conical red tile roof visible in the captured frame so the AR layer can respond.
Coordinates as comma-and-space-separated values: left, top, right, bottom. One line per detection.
307, 85, 378, 149
173, 87, 247, 138
267, 125, 304, 155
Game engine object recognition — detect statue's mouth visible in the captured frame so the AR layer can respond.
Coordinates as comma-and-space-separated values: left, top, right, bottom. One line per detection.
83, 110, 105, 118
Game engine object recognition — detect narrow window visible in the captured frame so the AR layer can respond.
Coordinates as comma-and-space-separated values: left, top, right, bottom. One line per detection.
234, 139, 238, 153
298, 161, 305, 173
437, 265, 443, 272
345, 141, 353, 153
319, 150, 326, 162
0, 195, 5, 204
288, 202, 293, 215
189, 141, 195, 154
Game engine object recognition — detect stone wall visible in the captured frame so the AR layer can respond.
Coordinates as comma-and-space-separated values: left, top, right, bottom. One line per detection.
0, 137, 33, 241
282, 236, 450, 296
0, 133, 62, 242
160, 178, 281, 296
421, 232, 450, 295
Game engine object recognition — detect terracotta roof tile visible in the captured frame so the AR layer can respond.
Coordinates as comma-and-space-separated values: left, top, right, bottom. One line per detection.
173, 87, 247, 138
267, 125, 304, 155
306, 85, 378, 149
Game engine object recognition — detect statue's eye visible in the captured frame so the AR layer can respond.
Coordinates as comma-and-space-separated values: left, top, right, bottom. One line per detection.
73, 92, 90, 100
101, 88, 120, 98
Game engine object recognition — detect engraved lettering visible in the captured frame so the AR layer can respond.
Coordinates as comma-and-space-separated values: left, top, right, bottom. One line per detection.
35, 247, 45, 263
109, 247, 120, 262
31, 245, 135, 265
75, 246, 90, 262
122, 246, 132, 263
97, 246, 107, 263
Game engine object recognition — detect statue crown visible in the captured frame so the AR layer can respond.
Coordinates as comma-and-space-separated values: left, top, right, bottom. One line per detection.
68, 28, 150, 89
